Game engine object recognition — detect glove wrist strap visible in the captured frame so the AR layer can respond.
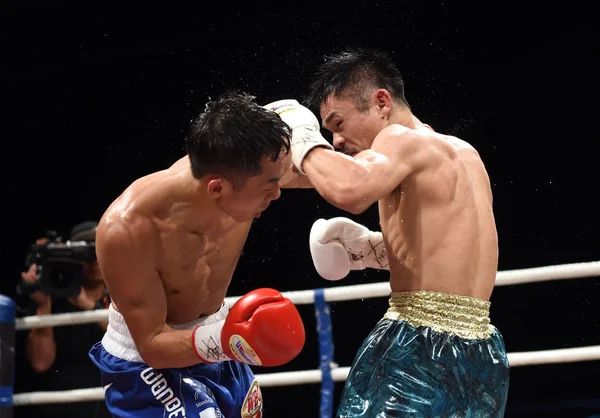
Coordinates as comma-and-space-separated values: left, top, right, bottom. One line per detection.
291, 126, 333, 174
192, 320, 232, 363
364, 232, 389, 270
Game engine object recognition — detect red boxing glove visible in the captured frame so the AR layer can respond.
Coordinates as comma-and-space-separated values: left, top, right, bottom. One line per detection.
192, 288, 305, 367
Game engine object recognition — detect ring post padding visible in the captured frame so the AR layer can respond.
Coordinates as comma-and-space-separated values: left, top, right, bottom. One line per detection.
314, 289, 334, 418
0, 295, 15, 418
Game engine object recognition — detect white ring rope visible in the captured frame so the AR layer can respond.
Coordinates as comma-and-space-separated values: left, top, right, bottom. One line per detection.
16, 309, 109, 331
15, 260, 600, 331
11, 260, 600, 406
12, 345, 600, 406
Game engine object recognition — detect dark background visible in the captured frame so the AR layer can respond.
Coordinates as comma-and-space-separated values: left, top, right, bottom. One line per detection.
2, 1, 599, 417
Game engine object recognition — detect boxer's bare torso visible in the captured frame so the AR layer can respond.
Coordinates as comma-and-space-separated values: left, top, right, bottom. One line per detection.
98, 156, 254, 323
315, 93, 497, 301
97, 152, 290, 324
379, 127, 498, 300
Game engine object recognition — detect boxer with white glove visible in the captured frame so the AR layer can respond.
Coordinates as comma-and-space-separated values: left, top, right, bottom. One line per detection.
309, 217, 389, 281
264, 99, 334, 174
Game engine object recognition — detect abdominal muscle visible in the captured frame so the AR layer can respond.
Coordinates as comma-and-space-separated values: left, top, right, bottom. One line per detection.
161, 262, 234, 325
165, 221, 252, 324
113, 220, 252, 325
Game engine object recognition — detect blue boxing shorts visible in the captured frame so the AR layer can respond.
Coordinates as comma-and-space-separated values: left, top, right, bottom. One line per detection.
337, 290, 510, 418
88, 304, 263, 418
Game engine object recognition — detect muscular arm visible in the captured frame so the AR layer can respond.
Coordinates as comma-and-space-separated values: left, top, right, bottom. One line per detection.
302, 126, 426, 214
97, 218, 201, 369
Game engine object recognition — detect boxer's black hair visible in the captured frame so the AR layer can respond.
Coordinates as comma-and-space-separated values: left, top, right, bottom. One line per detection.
305, 48, 409, 114
185, 90, 291, 188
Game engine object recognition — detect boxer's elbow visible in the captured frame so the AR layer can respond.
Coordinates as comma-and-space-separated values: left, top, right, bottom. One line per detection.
138, 344, 157, 368
143, 356, 169, 370
337, 198, 374, 215
139, 347, 172, 370
137, 336, 168, 369
325, 183, 373, 214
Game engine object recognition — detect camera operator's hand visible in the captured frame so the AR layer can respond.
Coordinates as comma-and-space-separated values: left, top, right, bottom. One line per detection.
67, 286, 96, 311
21, 264, 51, 311
23, 263, 55, 374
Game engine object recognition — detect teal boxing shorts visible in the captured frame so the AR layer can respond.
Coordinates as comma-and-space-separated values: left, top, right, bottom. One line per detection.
337, 290, 510, 417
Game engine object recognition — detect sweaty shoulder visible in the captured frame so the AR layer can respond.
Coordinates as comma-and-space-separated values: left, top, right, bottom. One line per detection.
96, 201, 160, 295
435, 133, 482, 163
96, 171, 171, 259
395, 125, 480, 162
99, 155, 191, 244
373, 124, 436, 150
97, 197, 157, 254
369, 124, 435, 175
376, 124, 414, 143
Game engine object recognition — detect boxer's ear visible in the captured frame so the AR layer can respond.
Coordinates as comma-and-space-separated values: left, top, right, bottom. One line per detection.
373, 89, 393, 117
207, 176, 236, 198
207, 177, 224, 197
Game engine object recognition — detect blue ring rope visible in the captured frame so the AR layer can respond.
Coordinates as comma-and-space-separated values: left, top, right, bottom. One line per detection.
314, 289, 334, 418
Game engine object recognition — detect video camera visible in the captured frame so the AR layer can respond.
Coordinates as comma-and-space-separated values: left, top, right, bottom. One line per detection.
22, 231, 97, 298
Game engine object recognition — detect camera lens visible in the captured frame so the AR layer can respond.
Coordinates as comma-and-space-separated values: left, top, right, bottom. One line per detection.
39, 260, 83, 298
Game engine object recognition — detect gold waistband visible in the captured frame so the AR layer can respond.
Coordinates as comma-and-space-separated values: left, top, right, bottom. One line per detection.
384, 290, 495, 339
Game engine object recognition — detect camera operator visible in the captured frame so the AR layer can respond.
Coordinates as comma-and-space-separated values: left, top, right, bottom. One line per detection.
15, 221, 111, 418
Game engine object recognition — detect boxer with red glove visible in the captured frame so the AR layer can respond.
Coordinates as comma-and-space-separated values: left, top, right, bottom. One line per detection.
192, 288, 305, 366
88, 92, 309, 418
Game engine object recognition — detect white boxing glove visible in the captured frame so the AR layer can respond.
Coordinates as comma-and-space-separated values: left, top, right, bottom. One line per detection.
309, 217, 389, 281
264, 99, 333, 174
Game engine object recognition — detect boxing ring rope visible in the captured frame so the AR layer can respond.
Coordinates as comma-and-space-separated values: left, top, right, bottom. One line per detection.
11, 344, 600, 406
15, 260, 600, 330
8, 260, 600, 409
